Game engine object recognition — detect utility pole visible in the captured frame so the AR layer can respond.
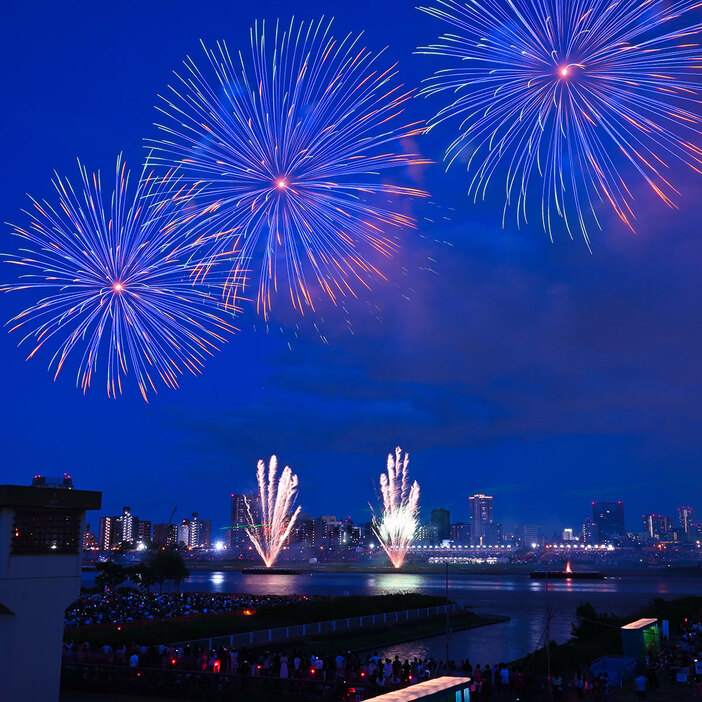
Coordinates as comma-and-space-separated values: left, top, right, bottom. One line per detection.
445, 562, 450, 669
546, 586, 552, 700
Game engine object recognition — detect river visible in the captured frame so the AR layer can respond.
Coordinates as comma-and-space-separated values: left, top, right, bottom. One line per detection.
81, 569, 702, 664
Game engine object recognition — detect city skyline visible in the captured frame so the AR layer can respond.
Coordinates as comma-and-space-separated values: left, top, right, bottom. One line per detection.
3, 0, 702, 536
67, 472, 700, 541
84, 487, 701, 554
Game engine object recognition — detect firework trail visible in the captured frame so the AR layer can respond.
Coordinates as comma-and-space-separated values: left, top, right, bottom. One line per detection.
2, 156, 241, 401
245, 455, 301, 568
417, 0, 702, 245
149, 17, 429, 320
372, 446, 420, 569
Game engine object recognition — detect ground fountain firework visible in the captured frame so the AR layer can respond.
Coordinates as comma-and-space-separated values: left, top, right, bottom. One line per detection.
372, 446, 420, 569
244, 456, 301, 568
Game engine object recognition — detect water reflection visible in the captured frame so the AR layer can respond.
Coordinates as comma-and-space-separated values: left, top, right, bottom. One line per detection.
374, 573, 425, 593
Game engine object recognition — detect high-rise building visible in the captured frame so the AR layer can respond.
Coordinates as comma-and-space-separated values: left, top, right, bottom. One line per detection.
450, 522, 471, 544
98, 516, 114, 550
518, 525, 541, 548
642, 514, 666, 541
137, 520, 152, 543
177, 519, 190, 547
582, 518, 597, 545
592, 502, 625, 542
417, 523, 439, 545
153, 523, 178, 547
677, 506, 696, 540
485, 522, 503, 545
230, 493, 259, 547
328, 522, 359, 549
468, 494, 493, 544
430, 508, 451, 541
230, 494, 248, 527
295, 518, 328, 550
115, 506, 139, 544
83, 522, 97, 550
189, 512, 211, 548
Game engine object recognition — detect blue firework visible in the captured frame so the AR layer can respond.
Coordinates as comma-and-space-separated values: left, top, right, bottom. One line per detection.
2, 157, 240, 401
148, 17, 429, 319
418, 0, 702, 244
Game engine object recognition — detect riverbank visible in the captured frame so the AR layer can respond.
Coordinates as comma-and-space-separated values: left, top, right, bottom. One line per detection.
79, 568, 702, 666
66, 593, 451, 647
511, 595, 702, 674
161, 560, 702, 577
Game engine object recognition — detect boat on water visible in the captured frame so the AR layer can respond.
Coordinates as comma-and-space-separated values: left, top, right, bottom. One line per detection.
530, 560, 605, 580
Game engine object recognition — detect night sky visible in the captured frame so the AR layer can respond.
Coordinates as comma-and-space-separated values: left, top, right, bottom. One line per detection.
2, 0, 701, 535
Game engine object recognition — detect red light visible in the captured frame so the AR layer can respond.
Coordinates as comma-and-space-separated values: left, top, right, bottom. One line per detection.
137, 673, 141, 677
171, 658, 177, 666
311, 668, 316, 674
117, 626, 121, 631
214, 660, 221, 673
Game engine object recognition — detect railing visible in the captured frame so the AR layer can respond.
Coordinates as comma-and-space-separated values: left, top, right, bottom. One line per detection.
61, 662, 378, 700
169, 603, 463, 650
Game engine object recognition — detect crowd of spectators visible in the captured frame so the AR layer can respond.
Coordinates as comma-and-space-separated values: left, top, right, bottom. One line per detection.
64, 642, 453, 688
62, 624, 702, 700
64, 591, 318, 628
63, 639, 539, 698
63, 594, 702, 700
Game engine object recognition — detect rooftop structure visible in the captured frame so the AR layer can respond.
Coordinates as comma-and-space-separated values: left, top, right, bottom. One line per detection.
0, 484, 101, 701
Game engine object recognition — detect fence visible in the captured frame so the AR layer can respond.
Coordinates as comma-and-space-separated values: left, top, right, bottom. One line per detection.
169, 602, 463, 650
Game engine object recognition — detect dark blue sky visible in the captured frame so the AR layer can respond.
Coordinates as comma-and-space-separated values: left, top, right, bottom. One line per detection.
2, 0, 701, 535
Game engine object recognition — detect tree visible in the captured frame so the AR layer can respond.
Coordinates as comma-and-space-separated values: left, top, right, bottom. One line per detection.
95, 561, 127, 591
129, 562, 158, 592
147, 549, 190, 593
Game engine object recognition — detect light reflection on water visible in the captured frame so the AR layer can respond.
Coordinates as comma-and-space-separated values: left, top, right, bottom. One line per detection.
81, 570, 702, 664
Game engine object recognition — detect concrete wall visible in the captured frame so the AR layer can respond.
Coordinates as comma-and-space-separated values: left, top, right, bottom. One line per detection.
0, 506, 84, 702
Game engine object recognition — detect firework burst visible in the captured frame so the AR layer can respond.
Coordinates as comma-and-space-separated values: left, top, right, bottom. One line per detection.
2, 156, 240, 401
245, 455, 301, 568
418, 0, 702, 245
372, 446, 420, 569
149, 17, 429, 319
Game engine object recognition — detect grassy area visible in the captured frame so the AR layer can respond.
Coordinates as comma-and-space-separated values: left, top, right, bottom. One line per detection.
66, 593, 451, 647
513, 595, 702, 674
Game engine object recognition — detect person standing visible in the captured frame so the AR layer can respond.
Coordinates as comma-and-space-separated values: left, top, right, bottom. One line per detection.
634, 672, 647, 700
